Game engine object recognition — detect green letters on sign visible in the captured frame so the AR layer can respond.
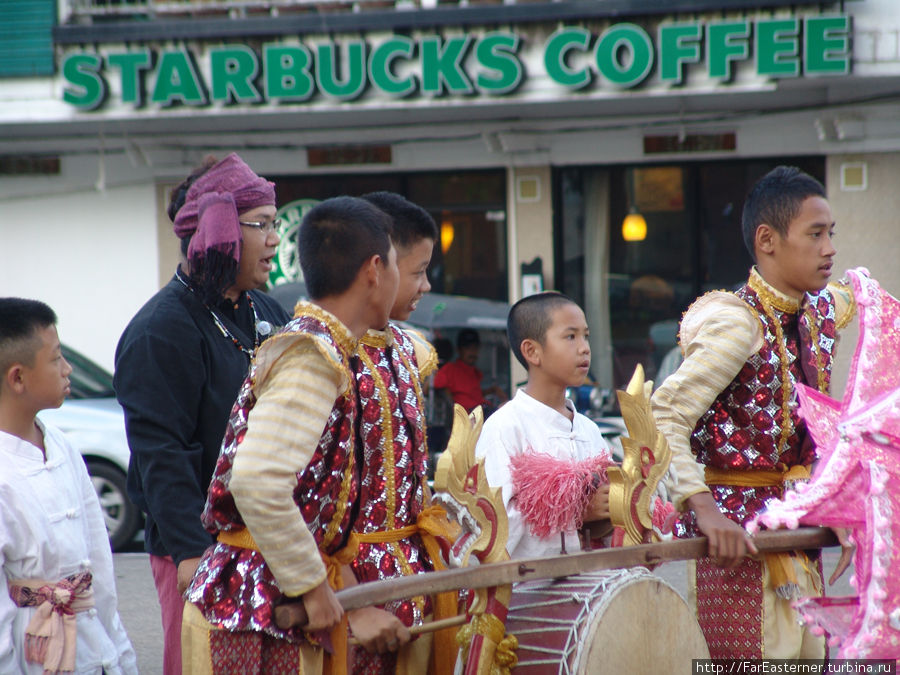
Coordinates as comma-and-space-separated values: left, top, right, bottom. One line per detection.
316, 40, 367, 101
475, 33, 522, 94
544, 28, 593, 89
151, 50, 207, 105
805, 16, 851, 75
211, 46, 262, 103
707, 20, 750, 81
107, 51, 151, 105
421, 36, 474, 96
263, 45, 314, 101
62, 53, 106, 109
595, 23, 653, 88
369, 37, 416, 97
756, 18, 800, 78
57, 13, 853, 111
659, 23, 702, 84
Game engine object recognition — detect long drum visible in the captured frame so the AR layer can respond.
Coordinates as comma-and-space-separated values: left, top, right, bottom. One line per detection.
505, 567, 709, 674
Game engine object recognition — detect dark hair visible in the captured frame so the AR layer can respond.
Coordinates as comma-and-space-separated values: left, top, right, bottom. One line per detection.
298, 196, 393, 299
169, 156, 219, 257
361, 191, 438, 250
507, 292, 578, 369
434, 337, 454, 364
0, 298, 57, 374
741, 166, 826, 261
456, 328, 480, 350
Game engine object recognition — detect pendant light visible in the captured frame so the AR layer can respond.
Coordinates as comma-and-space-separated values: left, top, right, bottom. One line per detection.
622, 170, 647, 242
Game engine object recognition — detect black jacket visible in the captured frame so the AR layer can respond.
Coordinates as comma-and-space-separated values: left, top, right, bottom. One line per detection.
114, 273, 291, 565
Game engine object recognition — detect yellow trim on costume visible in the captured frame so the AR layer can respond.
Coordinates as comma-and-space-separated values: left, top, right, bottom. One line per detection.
356, 344, 424, 614
762, 550, 812, 597
703, 460, 815, 599
358, 347, 399, 530
292, 301, 358, 357
749, 268, 800, 314
354, 506, 458, 545
257, 302, 358, 398
360, 328, 390, 350
405, 327, 439, 379
217, 527, 260, 551
804, 313, 827, 393
747, 270, 826, 455
704, 464, 810, 488
829, 280, 857, 330
356, 526, 418, 544
392, 335, 430, 459
322, 456, 357, 552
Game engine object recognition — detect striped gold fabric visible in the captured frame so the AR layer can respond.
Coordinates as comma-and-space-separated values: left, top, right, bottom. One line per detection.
230, 342, 344, 597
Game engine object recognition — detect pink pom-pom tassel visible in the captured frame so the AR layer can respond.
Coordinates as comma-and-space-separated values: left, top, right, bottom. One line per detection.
510, 451, 613, 538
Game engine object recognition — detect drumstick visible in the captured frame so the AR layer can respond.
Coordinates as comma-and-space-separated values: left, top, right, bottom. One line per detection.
274, 602, 467, 636
347, 614, 468, 645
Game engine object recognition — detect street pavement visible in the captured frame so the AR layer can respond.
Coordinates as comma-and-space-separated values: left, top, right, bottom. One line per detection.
112, 549, 853, 673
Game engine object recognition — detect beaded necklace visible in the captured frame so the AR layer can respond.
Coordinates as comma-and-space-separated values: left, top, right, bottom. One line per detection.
748, 273, 825, 457
175, 268, 265, 357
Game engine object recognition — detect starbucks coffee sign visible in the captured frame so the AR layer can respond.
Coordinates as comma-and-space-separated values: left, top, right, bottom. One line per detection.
62, 15, 851, 110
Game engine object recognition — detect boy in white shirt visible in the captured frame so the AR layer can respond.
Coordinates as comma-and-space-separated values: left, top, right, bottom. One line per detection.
475, 292, 612, 559
0, 298, 137, 675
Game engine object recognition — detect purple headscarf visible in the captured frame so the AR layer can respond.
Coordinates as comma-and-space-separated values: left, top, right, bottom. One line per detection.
173, 153, 275, 300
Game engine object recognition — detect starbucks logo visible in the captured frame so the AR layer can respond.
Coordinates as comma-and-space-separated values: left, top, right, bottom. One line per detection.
268, 198, 321, 288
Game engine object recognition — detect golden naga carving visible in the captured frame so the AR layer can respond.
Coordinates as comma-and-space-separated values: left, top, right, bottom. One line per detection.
607, 364, 674, 547
432, 404, 517, 675
433, 404, 509, 569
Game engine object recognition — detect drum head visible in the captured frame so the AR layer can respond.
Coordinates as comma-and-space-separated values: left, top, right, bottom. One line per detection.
576, 573, 709, 674
507, 569, 709, 675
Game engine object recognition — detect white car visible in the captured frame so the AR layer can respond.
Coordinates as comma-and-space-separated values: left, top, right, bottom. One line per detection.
38, 345, 141, 551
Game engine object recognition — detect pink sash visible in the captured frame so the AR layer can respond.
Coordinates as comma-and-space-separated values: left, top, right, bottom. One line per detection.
7, 571, 95, 674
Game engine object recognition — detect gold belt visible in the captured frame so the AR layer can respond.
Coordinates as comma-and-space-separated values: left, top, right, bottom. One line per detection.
703, 464, 813, 597
704, 464, 811, 488
217, 527, 259, 551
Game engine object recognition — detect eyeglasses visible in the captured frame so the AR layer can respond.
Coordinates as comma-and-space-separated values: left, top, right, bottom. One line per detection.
239, 218, 282, 234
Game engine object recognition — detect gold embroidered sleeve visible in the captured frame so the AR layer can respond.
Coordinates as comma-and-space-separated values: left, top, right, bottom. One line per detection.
828, 280, 857, 330
406, 328, 438, 380
651, 294, 762, 510
229, 342, 343, 597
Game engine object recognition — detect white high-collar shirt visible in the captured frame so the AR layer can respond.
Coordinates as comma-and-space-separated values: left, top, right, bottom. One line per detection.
0, 421, 137, 675
474, 389, 611, 560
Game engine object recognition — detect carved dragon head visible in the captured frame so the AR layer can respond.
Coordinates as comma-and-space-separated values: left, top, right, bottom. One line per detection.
432, 404, 509, 568
607, 364, 674, 546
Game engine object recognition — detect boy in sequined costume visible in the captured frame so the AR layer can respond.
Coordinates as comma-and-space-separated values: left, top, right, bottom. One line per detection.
182, 196, 407, 675
348, 192, 459, 675
652, 166, 856, 659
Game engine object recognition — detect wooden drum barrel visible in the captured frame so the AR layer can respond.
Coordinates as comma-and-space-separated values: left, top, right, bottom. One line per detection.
505, 567, 709, 674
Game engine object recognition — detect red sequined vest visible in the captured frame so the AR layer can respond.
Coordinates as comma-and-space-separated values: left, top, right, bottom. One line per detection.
691, 278, 838, 473
202, 312, 359, 555
350, 324, 434, 630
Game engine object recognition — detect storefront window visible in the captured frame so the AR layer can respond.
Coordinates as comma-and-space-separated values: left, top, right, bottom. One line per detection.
274, 169, 507, 301
556, 158, 825, 394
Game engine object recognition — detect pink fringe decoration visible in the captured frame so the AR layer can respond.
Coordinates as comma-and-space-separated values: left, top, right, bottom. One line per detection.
509, 451, 612, 538
24, 634, 48, 664
651, 497, 677, 535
